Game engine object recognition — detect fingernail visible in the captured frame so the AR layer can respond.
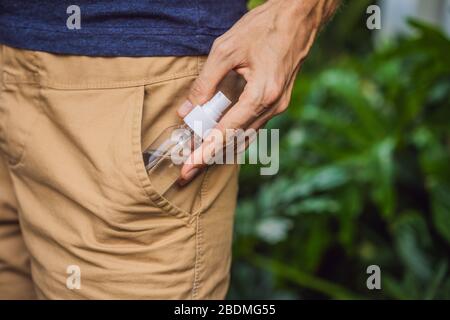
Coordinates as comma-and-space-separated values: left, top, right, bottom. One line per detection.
182, 167, 200, 183
178, 100, 193, 117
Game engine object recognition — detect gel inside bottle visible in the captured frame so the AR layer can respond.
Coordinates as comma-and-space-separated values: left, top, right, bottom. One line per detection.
142, 91, 232, 196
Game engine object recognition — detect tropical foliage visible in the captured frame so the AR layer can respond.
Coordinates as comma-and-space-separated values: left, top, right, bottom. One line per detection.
229, 1, 450, 299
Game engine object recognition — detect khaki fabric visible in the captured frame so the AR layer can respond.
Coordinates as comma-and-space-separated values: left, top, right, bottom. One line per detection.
0, 153, 36, 299
0, 44, 240, 299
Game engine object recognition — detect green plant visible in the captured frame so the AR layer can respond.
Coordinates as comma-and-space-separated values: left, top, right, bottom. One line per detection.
229, 20, 450, 300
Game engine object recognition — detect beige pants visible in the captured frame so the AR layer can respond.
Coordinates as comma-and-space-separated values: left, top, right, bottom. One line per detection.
0, 45, 240, 299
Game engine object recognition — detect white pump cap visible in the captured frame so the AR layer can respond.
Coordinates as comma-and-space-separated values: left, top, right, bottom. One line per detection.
183, 91, 232, 138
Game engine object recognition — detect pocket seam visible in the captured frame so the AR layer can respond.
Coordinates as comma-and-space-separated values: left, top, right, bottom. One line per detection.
6, 51, 44, 168
131, 86, 199, 226
10, 70, 199, 90
7, 98, 43, 168
196, 168, 211, 216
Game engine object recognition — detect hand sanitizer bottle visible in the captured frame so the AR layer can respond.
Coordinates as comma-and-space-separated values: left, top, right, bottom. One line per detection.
142, 91, 232, 196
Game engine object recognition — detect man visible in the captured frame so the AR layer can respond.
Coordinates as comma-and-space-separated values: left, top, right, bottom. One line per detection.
0, 0, 339, 299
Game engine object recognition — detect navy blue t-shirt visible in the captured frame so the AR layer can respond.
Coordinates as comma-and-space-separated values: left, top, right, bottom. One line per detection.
0, 1, 247, 56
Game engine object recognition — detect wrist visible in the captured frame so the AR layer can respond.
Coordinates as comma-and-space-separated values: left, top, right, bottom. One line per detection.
270, 0, 340, 27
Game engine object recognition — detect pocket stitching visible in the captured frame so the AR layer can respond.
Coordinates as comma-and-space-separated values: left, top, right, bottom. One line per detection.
8, 50, 43, 168
6, 82, 44, 168
194, 167, 211, 216
130, 86, 198, 226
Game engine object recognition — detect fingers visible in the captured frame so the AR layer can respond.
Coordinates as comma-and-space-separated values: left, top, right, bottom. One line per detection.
178, 69, 293, 184
177, 130, 221, 186
177, 39, 236, 118
178, 85, 261, 184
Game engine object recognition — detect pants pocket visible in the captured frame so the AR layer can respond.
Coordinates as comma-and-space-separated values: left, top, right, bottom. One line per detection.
13, 83, 199, 298
134, 71, 244, 220
133, 78, 209, 221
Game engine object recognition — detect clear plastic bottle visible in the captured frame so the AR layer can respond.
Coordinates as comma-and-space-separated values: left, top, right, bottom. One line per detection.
142, 91, 232, 196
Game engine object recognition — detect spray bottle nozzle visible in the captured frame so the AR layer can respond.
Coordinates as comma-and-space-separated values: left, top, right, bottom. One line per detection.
183, 91, 232, 138
202, 91, 232, 121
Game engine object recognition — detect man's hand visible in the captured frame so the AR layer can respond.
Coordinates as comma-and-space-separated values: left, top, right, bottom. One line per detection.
177, 0, 340, 184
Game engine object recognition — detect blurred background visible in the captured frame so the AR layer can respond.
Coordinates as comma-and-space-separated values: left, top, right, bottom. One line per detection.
228, 0, 450, 299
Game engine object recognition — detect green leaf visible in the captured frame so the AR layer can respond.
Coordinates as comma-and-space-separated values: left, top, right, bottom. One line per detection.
250, 255, 363, 300
431, 185, 450, 244
423, 260, 448, 300
370, 138, 396, 219
256, 217, 293, 244
393, 213, 432, 280
285, 197, 340, 216
281, 166, 350, 202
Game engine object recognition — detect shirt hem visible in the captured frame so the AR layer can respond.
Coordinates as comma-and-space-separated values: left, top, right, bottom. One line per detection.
0, 24, 224, 57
